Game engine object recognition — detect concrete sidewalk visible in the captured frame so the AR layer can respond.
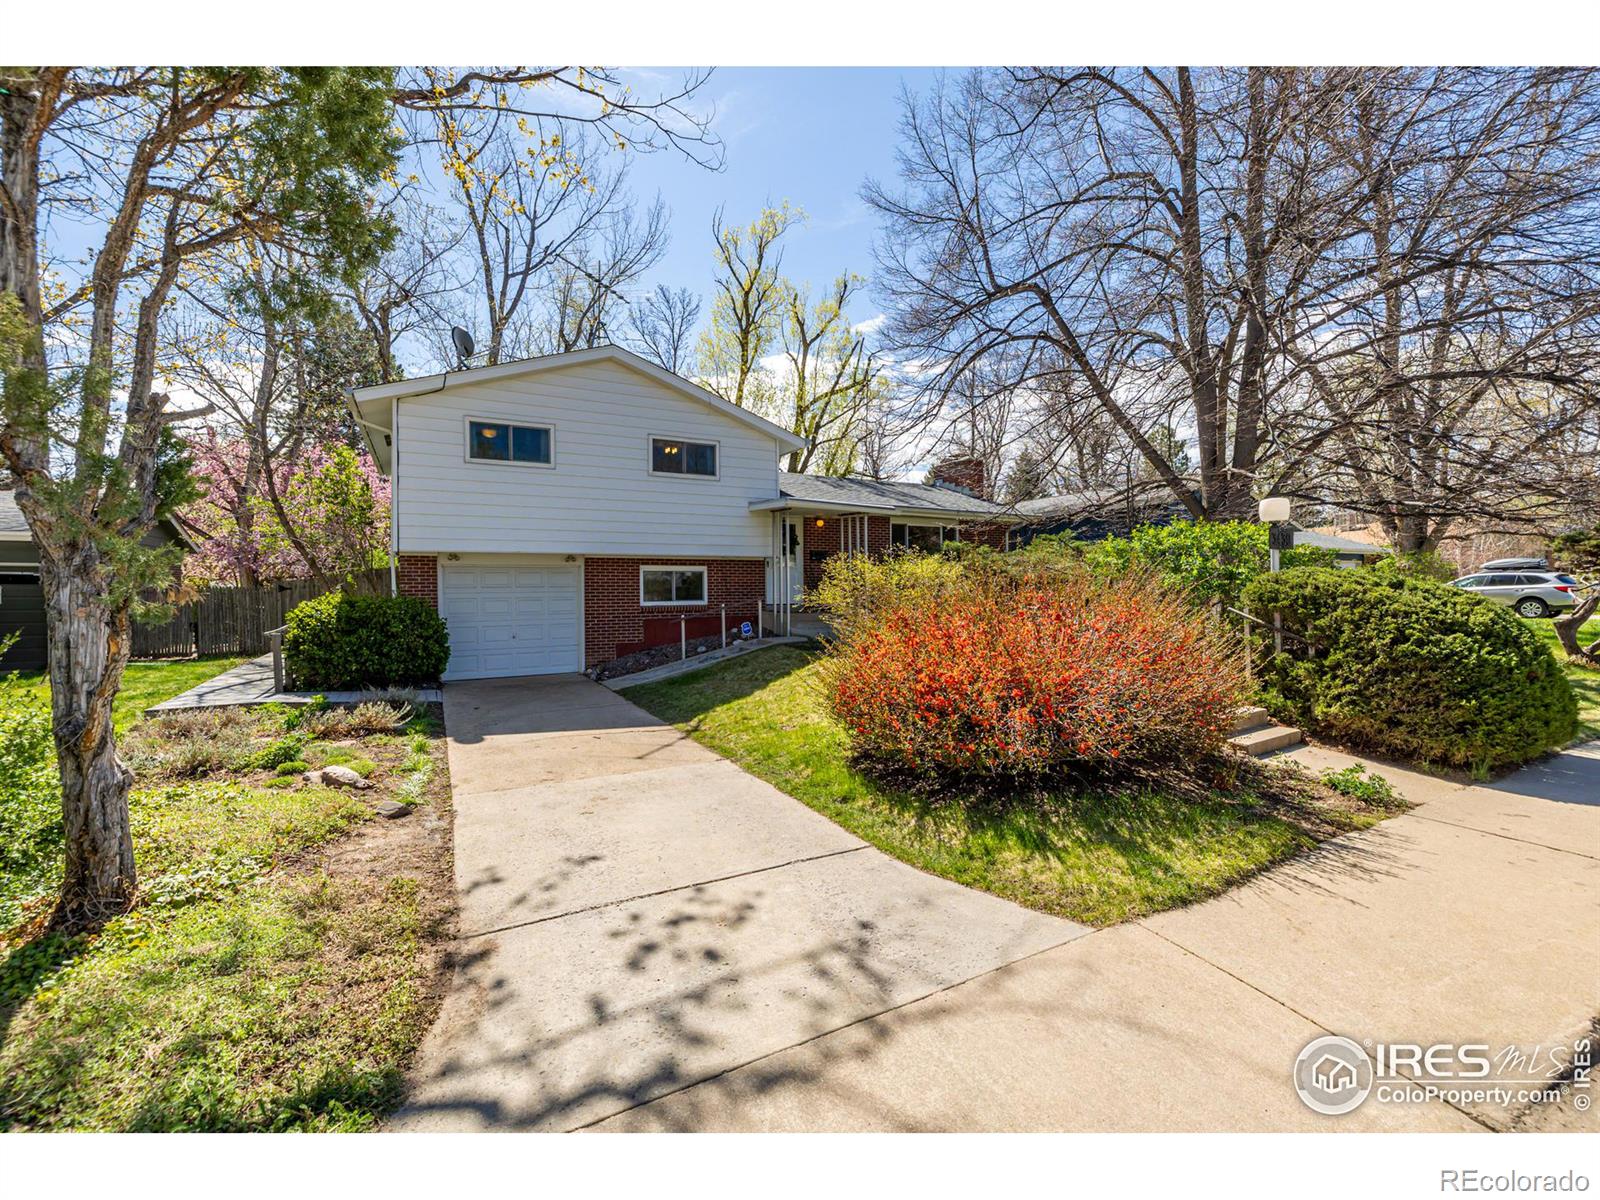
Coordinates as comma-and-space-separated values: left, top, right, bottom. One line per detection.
595, 741, 1599, 1133
144, 653, 442, 714
396, 670, 1598, 1133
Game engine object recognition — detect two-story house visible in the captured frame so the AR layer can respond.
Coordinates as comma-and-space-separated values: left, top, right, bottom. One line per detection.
346, 345, 1011, 680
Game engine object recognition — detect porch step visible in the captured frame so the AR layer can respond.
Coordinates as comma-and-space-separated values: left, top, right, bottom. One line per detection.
1229, 722, 1304, 756
1227, 704, 1303, 756
1230, 705, 1271, 734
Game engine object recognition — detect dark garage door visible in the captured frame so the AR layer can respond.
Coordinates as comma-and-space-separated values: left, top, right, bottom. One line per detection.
0, 572, 46, 671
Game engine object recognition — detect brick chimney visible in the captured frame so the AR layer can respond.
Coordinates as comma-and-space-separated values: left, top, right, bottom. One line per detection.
930, 455, 988, 499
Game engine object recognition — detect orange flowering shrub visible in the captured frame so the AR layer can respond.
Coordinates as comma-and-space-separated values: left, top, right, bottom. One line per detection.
823, 572, 1246, 778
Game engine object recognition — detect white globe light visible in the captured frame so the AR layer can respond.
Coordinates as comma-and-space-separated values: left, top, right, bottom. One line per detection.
1258, 496, 1292, 523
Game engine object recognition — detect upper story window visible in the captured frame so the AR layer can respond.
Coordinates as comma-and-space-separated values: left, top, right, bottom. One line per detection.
468, 418, 553, 467
651, 436, 718, 478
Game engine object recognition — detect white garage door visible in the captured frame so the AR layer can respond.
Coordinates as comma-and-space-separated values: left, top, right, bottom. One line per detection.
439, 563, 581, 680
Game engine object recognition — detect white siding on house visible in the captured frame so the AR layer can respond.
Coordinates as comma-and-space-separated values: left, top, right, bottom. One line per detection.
395, 358, 781, 556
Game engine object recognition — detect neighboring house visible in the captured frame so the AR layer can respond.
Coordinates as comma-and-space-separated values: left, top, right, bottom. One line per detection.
1010, 482, 1190, 547
346, 345, 1014, 681
1291, 526, 1391, 567
0, 488, 187, 671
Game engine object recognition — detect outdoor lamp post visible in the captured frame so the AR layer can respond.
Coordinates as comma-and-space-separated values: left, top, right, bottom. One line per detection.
1258, 496, 1293, 655
1259, 496, 1293, 572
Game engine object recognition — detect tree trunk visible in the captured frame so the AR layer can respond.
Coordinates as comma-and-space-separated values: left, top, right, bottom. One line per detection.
1553, 591, 1600, 666
40, 550, 137, 930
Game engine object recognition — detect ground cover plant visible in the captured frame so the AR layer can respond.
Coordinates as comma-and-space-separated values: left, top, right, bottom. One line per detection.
0, 696, 454, 1131
1245, 568, 1578, 771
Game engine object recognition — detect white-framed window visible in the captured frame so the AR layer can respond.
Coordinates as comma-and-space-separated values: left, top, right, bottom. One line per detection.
890, 522, 959, 551
466, 417, 555, 467
650, 435, 719, 479
640, 565, 708, 606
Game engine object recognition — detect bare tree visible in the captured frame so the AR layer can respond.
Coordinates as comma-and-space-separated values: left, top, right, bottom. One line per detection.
627, 283, 702, 373
870, 67, 1600, 546
542, 196, 668, 353
868, 69, 1300, 519
347, 193, 467, 383
1278, 69, 1600, 551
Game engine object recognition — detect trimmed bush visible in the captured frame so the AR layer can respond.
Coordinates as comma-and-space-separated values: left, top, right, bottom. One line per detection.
1243, 568, 1577, 770
282, 592, 448, 690
823, 571, 1246, 778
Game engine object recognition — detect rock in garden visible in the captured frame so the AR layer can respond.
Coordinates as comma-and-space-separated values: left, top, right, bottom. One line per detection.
375, 799, 412, 819
304, 765, 372, 789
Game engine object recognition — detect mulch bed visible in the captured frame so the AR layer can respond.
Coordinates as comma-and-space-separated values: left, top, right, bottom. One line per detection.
589, 634, 760, 681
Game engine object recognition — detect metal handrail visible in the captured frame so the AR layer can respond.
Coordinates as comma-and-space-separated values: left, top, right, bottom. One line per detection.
1223, 606, 1317, 650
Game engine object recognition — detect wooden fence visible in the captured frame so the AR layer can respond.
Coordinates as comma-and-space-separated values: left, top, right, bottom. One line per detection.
132, 569, 387, 660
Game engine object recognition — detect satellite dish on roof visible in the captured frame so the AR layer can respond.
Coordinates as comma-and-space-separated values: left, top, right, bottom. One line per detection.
450, 326, 476, 369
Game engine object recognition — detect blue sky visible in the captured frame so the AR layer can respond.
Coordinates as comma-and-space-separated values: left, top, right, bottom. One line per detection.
615, 67, 941, 325
41, 67, 941, 333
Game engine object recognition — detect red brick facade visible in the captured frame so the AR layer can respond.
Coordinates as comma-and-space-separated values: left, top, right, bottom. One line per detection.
583, 556, 766, 667
396, 554, 439, 608
797, 514, 1009, 588
401, 529, 1011, 670
800, 515, 893, 590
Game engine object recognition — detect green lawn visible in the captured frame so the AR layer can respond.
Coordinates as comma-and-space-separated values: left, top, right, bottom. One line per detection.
1524, 615, 1600, 743
626, 647, 1397, 927
13, 656, 245, 732
0, 704, 454, 1131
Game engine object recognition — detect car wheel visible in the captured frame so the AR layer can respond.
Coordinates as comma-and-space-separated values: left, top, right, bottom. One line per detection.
1515, 597, 1550, 618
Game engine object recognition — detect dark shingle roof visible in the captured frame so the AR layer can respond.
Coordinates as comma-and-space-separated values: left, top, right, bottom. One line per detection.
1015, 479, 1193, 522
776, 471, 1008, 517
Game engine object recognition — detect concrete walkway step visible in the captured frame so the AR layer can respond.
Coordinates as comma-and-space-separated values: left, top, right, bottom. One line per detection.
1229, 723, 1303, 755
1231, 705, 1271, 734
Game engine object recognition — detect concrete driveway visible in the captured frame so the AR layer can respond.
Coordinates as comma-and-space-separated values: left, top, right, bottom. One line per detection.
390, 675, 1082, 1131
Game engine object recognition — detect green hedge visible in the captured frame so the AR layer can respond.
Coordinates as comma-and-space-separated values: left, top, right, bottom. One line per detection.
282, 592, 449, 690
1242, 568, 1576, 771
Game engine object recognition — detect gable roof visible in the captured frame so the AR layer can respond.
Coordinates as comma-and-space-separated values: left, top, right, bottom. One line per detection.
762, 471, 1012, 519
347, 344, 808, 472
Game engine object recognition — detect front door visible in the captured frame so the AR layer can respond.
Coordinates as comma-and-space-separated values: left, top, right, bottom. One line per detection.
785, 517, 805, 603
